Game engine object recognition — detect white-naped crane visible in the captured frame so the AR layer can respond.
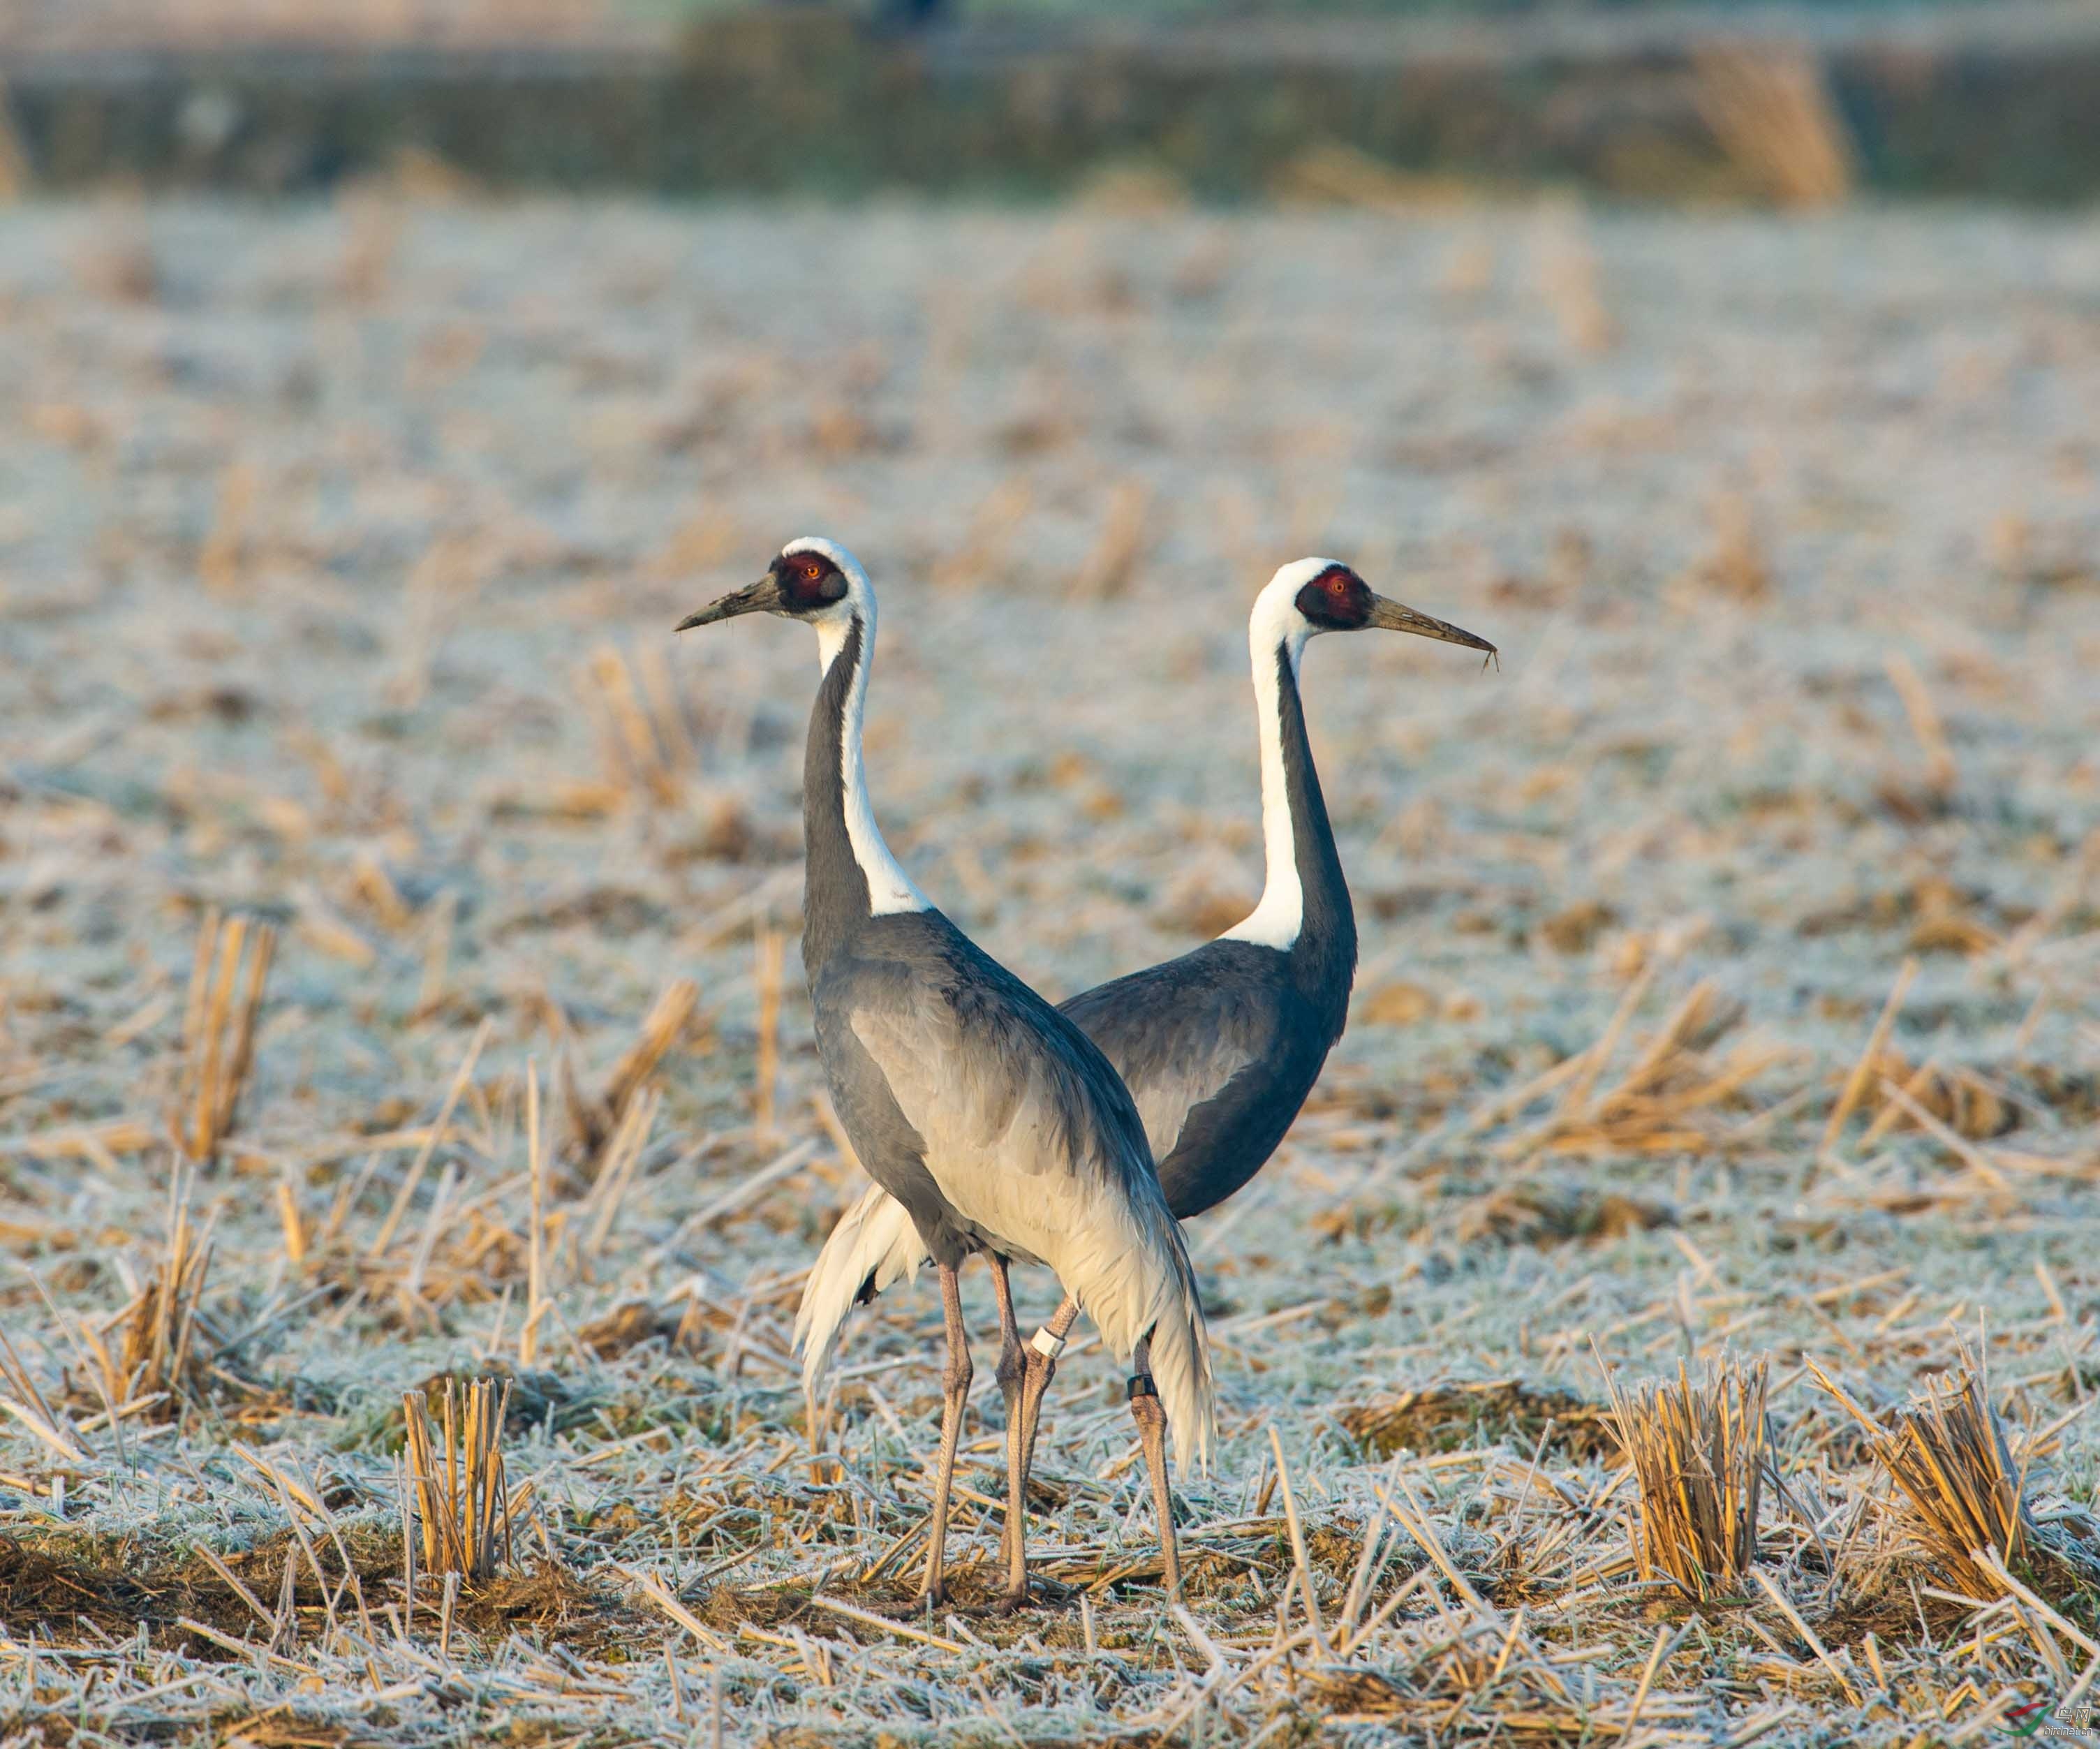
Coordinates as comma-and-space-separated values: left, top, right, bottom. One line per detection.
676, 537, 1213, 1611
797, 557, 1495, 1595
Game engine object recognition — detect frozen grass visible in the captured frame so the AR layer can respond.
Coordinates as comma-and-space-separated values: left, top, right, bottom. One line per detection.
0, 195, 2098, 1745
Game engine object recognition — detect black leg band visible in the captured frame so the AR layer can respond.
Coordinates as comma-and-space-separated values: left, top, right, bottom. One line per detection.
1127, 1375, 1158, 1401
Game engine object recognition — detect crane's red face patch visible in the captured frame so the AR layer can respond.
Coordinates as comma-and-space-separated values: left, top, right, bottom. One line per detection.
1295, 563, 1372, 630
777, 549, 849, 613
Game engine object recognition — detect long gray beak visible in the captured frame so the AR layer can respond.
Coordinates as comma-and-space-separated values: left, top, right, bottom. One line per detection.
1366, 593, 1498, 661
674, 573, 784, 633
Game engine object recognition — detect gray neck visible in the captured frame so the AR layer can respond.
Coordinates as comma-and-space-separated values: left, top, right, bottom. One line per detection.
1270, 645, 1356, 1039
800, 617, 869, 977
799, 612, 928, 975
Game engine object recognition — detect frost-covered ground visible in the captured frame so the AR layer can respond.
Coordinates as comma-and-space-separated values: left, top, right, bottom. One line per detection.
2, 198, 2099, 1746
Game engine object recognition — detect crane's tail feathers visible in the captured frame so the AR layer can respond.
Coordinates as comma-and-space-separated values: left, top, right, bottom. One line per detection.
1143, 1278, 1216, 1475
1065, 1198, 1216, 1473
793, 1183, 927, 1402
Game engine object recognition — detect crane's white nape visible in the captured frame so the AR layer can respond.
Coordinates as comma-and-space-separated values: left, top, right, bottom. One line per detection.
1219, 557, 1341, 952
783, 535, 931, 919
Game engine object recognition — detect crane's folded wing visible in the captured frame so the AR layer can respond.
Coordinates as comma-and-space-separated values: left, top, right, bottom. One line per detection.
845, 992, 1150, 1266
1060, 947, 1290, 1160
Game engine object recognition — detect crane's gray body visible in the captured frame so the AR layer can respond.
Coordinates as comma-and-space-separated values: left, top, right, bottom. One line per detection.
814, 911, 1166, 1275
1063, 938, 1335, 1220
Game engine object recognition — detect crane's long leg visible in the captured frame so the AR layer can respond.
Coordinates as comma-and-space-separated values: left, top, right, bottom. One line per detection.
919, 1261, 972, 1609
988, 1255, 1030, 1609
1015, 1292, 1081, 1477
1014, 1298, 1183, 1597
1127, 1335, 1183, 1600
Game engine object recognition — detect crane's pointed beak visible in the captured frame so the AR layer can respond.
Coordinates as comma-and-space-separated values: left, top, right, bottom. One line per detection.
1366, 593, 1498, 663
674, 573, 785, 633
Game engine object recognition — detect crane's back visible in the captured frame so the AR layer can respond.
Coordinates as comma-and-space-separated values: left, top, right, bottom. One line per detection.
1060, 936, 1343, 1220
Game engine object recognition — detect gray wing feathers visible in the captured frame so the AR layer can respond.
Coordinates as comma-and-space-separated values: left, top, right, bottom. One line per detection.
794, 1183, 928, 1401
848, 997, 1215, 1465
1128, 1029, 1267, 1166
848, 1001, 1135, 1241
1063, 960, 1282, 1163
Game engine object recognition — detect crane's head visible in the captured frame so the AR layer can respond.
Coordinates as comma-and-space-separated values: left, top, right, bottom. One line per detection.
674, 536, 871, 635
1255, 557, 1496, 661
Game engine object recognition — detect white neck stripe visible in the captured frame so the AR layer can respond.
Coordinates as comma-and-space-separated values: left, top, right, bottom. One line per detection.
1220, 574, 1315, 950
815, 601, 929, 919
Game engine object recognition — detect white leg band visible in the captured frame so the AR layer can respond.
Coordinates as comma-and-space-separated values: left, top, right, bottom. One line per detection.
1030, 1327, 1067, 1360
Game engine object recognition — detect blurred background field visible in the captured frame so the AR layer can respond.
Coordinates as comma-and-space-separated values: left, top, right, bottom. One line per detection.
3, 5, 2100, 1748
4, 0, 2100, 200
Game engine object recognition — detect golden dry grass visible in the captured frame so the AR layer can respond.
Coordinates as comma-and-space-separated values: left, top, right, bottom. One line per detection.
1604, 1354, 1768, 1604
402, 1375, 518, 1588
1692, 45, 1855, 209
170, 907, 276, 1167
1814, 1352, 2100, 1615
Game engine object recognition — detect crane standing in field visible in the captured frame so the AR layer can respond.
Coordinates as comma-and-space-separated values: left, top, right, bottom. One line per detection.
676, 538, 1213, 1611
798, 557, 1495, 1594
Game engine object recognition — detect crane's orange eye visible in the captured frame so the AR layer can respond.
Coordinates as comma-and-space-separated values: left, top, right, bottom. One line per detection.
804, 561, 822, 580
1329, 575, 1348, 592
